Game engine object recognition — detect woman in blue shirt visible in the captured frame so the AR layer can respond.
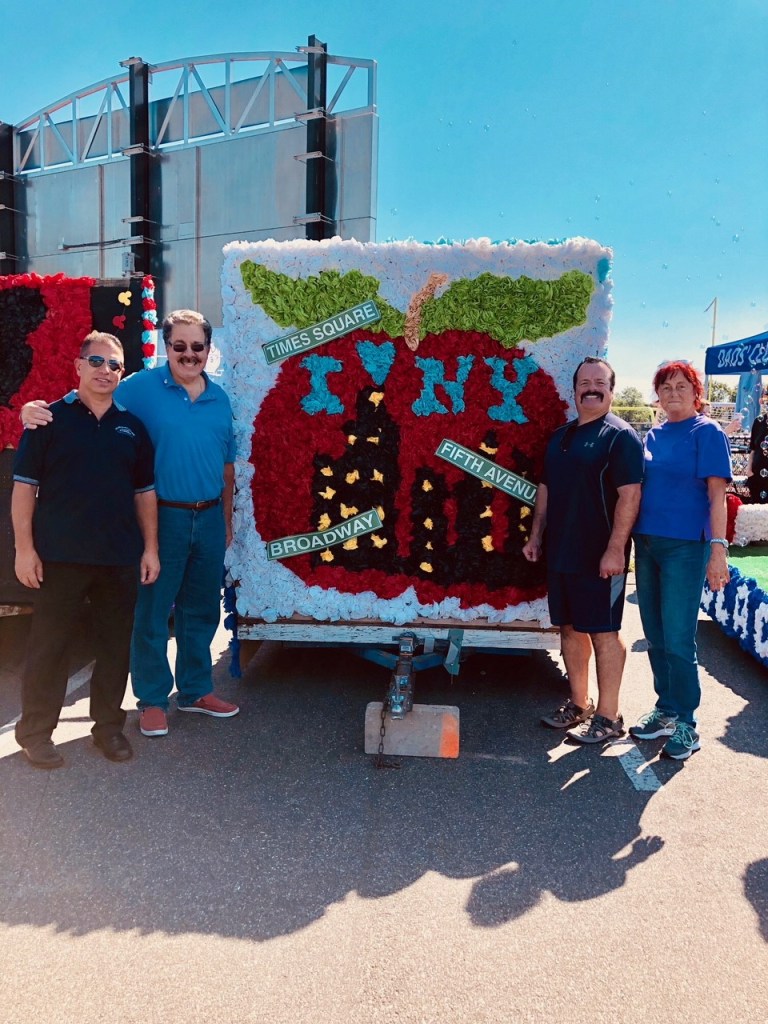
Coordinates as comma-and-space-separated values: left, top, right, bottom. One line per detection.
631, 361, 732, 760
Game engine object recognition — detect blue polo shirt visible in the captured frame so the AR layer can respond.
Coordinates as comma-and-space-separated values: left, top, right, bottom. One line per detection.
542, 412, 644, 574
13, 392, 155, 566
116, 367, 236, 503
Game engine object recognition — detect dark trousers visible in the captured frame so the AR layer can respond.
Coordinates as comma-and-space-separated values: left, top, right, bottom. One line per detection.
15, 562, 139, 749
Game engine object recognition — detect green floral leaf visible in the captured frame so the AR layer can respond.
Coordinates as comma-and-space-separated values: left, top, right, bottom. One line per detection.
421, 269, 595, 347
240, 262, 406, 337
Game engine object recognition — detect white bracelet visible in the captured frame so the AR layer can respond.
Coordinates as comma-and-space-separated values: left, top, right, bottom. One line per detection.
710, 538, 729, 549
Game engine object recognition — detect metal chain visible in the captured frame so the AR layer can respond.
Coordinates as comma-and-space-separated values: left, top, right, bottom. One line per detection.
374, 694, 400, 770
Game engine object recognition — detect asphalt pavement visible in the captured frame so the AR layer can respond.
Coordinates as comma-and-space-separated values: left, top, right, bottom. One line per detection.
0, 579, 767, 1024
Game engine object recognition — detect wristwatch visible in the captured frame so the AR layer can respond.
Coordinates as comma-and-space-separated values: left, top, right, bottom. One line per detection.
710, 538, 729, 550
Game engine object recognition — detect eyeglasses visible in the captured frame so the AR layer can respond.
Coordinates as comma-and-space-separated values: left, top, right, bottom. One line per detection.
170, 342, 206, 353
81, 355, 123, 371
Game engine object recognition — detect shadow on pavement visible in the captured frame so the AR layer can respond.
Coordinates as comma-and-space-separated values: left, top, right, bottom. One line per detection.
696, 619, 768, 760
0, 642, 667, 941
745, 859, 768, 943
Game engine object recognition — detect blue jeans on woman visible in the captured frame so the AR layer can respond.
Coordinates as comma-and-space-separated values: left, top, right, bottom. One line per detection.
633, 533, 710, 725
131, 502, 226, 710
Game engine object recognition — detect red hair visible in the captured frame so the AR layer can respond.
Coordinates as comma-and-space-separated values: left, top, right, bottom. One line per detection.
653, 361, 705, 411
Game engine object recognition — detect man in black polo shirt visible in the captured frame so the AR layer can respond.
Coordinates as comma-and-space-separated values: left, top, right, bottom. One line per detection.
523, 356, 644, 743
12, 331, 158, 768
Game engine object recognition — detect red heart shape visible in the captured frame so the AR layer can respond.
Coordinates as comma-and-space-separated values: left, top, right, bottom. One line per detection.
142, 343, 155, 356
112, 315, 126, 329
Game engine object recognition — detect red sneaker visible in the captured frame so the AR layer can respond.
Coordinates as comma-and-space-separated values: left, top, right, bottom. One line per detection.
177, 694, 240, 718
139, 707, 169, 737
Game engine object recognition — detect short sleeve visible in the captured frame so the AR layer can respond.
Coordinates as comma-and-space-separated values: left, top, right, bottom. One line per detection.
132, 420, 155, 492
696, 421, 732, 480
12, 425, 48, 486
610, 428, 645, 488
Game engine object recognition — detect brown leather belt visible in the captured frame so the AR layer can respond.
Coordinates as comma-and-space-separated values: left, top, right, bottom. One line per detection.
158, 497, 221, 511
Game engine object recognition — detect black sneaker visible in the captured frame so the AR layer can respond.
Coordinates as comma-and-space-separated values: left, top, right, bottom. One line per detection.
541, 698, 595, 729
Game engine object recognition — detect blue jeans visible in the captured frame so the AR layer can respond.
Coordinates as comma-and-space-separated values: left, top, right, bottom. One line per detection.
131, 503, 225, 709
633, 534, 710, 725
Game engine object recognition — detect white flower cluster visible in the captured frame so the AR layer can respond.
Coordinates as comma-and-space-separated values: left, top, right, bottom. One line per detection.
733, 504, 768, 546
221, 237, 612, 624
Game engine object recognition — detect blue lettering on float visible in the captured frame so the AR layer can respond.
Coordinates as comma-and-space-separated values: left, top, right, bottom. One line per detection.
484, 355, 538, 423
299, 348, 544, 419
412, 356, 475, 416
355, 340, 396, 386
300, 354, 345, 414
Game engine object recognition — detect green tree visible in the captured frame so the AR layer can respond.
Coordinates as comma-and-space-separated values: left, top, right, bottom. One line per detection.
614, 386, 645, 406
708, 379, 737, 402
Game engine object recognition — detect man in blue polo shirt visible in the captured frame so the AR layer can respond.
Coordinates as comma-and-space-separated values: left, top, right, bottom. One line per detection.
522, 356, 644, 744
12, 332, 158, 768
22, 309, 239, 740
118, 309, 238, 737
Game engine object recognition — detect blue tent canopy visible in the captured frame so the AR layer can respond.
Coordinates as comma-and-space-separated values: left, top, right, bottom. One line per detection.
705, 329, 768, 375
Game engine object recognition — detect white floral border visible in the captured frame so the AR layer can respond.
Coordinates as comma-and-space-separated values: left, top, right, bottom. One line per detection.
220, 237, 613, 623
701, 567, 768, 667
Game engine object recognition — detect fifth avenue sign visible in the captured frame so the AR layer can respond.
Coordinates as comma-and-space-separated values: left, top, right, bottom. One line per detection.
435, 439, 538, 507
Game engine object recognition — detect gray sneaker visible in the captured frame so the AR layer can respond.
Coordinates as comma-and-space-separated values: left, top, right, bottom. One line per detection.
541, 698, 595, 729
629, 709, 677, 740
568, 713, 625, 744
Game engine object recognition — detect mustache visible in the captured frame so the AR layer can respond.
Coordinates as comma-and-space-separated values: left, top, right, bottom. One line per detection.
580, 390, 604, 399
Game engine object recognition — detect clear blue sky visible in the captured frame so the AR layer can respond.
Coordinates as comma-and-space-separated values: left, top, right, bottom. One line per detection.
4, 0, 766, 396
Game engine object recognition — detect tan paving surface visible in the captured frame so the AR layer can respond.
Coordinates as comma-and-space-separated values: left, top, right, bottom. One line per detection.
0, 581, 766, 1023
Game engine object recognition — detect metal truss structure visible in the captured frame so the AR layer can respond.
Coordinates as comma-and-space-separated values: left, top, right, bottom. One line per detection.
12, 50, 376, 174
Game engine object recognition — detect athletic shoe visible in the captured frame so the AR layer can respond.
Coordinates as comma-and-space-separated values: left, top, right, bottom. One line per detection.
662, 722, 700, 760
177, 694, 240, 718
629, 709, 677, 740
568, 713, 625, 744
541, 698, 595, 729
139, 707, 169, 737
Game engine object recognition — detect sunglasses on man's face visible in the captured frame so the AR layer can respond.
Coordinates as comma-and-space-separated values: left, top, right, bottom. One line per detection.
81, 355, 123, 371
170, 342, 206, 353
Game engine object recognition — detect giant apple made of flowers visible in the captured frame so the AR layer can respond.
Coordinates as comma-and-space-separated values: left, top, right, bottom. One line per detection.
236, 255, 599, 615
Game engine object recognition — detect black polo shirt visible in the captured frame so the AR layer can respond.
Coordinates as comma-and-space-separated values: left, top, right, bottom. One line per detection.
13, 391, 155, 566
541, 412, 644, 574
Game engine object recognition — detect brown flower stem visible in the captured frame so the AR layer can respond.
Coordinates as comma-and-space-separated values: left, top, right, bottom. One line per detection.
404, 272, 449, 352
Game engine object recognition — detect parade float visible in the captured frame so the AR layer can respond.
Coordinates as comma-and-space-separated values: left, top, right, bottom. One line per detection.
221, 236, 614, 690
701, 331, 768, 670
0, 273, 155, 608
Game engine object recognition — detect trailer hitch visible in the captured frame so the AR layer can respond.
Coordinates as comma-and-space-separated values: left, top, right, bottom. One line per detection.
386, 631, 417, 719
